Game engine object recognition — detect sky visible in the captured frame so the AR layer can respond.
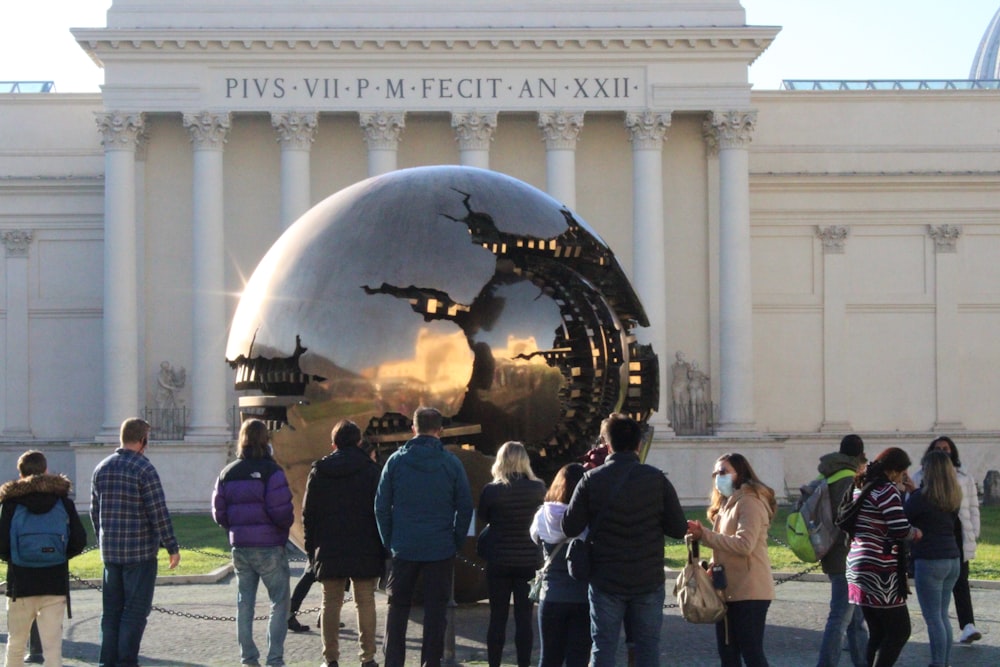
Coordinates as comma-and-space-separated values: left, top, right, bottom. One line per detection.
1, 1, 999, 92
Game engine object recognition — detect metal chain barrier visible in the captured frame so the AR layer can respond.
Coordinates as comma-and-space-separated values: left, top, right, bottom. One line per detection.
68, 544, 336, 622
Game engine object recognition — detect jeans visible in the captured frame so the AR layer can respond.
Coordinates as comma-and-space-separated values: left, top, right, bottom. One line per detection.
716, 599, 770, 667
816, 573, 867, 667
100, 559, 158, 667
914, 557, 960, 667
486, 563, 536, 667
383, 556, 453, 667
233, 546, 291, 666
589, 584, 663, 667
538, 599, 591, 667
5, 595, 66, 667
321, 576, 379, 664
860, 605, 909, 667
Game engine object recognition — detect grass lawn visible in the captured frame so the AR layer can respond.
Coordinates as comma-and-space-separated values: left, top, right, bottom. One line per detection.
1, 514, 232, 582
4, 507, 1000, 583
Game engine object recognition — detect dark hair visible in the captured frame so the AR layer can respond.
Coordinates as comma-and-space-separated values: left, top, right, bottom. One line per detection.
855, 446, 911, 488
120, 418, 150, 446
545, 463, 585, 504
238, 419, 272, 460
413, 407, 443, 434
331, 420, 362, 449
17, 450, 46, 477
606, 414, 642, 452
707, 452, 777, 522
926, 436, 961, 469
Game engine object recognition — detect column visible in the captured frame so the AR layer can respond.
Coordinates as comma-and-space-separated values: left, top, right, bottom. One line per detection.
451, 112, 497, 169
538, 111, 583, 209
625, 111, 673, 432
360, 112, 405, 177
183, 111, 231, 442
817, 226, 852, 432
703, 110, 757, 435
96, 112, 144, 441
271, 112, 318, 229
929, 224, 964, 431
2, 230, 33, 436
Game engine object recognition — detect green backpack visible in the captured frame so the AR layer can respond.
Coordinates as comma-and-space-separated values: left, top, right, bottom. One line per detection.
785, 469, 855, 563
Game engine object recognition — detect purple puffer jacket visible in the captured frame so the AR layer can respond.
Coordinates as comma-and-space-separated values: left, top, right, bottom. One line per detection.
212, 457, 293, 548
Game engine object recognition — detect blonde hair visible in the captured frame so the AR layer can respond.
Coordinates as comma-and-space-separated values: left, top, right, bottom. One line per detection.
491, 441, 539, 485
921, 450, 962, 513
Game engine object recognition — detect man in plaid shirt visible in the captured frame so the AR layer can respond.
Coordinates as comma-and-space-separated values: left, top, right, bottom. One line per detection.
91, 417, 180, 667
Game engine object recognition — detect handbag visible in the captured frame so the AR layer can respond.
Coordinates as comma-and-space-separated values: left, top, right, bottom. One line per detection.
528, 541, 566, 602
673, 535, 727, 624
567, 464, 636, 581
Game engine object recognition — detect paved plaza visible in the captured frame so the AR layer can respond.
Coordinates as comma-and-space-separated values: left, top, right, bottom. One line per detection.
4, 561, 999, 666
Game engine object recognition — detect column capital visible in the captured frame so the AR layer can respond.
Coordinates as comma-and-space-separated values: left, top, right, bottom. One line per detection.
817, 225, 850, 254
451, 112, 498, 151
702, 110, 757, 154
1, 229, 33, 257
929, 224, 962, 253
271, 111, 318, 150
359, 111, 406, 150
538, 111, 584, 150
183, 111, 232, 149
96, 112, 146, 150
625, 111, 672, 150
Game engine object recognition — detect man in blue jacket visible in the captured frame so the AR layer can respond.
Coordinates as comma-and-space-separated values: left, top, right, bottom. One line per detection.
213, 419, 294, 667
375, 407, 474, 667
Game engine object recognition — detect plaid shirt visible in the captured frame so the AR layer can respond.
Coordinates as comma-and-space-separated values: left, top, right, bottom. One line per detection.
91, 448, 179, 564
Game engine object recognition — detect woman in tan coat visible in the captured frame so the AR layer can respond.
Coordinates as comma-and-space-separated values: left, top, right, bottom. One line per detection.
688, 452, 776, 667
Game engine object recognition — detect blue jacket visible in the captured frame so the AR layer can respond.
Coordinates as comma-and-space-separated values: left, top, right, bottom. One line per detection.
212, 457, 293, 548
375, 435, 474, 561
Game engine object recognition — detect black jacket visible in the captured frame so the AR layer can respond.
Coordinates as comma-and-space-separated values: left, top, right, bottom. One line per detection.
302, 445, 385, 580
562, 451, 687, 595
479, 474, 546, 569
0, 473, 87, 599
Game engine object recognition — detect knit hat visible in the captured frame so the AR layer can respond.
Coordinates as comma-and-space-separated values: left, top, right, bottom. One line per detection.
839, 434, 864, 458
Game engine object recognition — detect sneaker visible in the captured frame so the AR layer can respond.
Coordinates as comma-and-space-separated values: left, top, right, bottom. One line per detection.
288, 616, 311, 633
959, 623, 982, 644
24, 655, 45, 665
320, 662, 338, 667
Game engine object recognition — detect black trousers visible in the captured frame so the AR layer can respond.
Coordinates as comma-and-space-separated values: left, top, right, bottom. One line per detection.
953, 559, 975, 627
861, 605, 910, 667
716, 599, 770, 667
486, 562, 536, 667
383, 556, 454, 667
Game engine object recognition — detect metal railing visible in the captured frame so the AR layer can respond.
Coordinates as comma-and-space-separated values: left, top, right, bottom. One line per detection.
142, 407, 188, 441
669, 401, 717, 436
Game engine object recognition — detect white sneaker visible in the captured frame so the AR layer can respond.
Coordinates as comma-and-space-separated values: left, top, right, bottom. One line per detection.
959, 623, 982, 644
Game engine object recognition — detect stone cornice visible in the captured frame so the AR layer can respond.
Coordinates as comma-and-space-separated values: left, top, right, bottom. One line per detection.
73, 27, 778, 59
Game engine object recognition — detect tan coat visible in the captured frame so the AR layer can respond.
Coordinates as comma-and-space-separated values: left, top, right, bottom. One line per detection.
700, 485, 775, 602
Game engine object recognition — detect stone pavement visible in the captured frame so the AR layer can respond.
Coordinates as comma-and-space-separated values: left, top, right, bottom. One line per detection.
4, 561, 999, 666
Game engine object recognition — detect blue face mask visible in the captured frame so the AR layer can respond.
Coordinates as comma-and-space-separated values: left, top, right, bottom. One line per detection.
715, 473, 734, 497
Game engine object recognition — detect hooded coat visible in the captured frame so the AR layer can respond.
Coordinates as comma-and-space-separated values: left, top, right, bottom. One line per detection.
818, 451, 864, 575
0, 473, 87, 599
303, 444, 386, 579
375, 434, 474, 562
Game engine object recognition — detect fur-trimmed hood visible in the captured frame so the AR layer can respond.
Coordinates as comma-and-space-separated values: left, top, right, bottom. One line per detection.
0, 473, 72, 513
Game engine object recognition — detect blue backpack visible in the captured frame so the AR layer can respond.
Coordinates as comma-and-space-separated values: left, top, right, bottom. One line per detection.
9, 499, 70, 567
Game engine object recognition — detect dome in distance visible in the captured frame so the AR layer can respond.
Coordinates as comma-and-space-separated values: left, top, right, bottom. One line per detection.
970, 6, 1000, 79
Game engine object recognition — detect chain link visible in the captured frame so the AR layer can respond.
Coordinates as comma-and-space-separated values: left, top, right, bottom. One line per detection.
68, 531, 821, 620
68, 544, 336, 622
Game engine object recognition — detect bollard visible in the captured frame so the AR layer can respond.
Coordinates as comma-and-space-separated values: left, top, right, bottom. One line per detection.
443, 562, 458, 666
984, 470, 1000, 506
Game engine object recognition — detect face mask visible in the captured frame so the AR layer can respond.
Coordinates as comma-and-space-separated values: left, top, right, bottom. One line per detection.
715, 473, 734, 497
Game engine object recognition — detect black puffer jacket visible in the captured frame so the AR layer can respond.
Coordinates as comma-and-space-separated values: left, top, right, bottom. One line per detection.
303, 445, 386, 580
0, 473, 87, 599
562, 451, 687, 595
479, 474, 546, 569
